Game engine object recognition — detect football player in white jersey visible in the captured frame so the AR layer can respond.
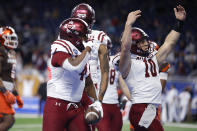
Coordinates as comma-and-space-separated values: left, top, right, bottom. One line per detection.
43, 18, 100, 131
119, 5, 186, 131
96, 52, 131, 131
71, 3, 109, 103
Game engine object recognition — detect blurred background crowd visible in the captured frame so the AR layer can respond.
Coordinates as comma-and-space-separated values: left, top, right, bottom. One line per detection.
1, 0, 197, 123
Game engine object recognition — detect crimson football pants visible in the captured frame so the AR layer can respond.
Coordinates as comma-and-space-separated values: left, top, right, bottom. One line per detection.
96, 103, 123, 131
43, 97, 91, 131
129, 103, 164, 131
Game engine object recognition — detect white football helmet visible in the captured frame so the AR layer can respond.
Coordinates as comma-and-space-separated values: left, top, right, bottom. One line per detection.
0, 26, 18, 49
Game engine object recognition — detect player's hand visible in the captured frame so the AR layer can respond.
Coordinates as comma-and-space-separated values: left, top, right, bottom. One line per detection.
83, 41, 96, 53
89, 100, 103, 118
4, 91, 16, 104
174, 5, 186, 21
83, 41, 93, 49
16, 96, 24, 108
0, 86, 6, 93
126, 10, 141, 26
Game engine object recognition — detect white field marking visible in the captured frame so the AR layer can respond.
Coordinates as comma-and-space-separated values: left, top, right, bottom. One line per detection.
12, 124, 42, 128
164, 123, 197, 129
15, 114, 42, 118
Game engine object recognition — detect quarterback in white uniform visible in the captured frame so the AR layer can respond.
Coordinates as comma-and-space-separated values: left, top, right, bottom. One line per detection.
119, 6, 186, 131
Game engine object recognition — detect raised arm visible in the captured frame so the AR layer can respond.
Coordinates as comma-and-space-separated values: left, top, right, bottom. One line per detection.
98, 44, 109, 101
119, 10, 141, 78
157, 5, 186, 65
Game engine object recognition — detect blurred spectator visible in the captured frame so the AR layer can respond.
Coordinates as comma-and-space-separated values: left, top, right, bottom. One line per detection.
178, 86, 192, 122
191, 85, 197, 122
17, 65, 41, 97
166, 85, 179, 122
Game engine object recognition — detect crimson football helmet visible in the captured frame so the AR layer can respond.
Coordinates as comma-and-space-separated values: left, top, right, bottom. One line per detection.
59, 18, 89, 47
130, 27, 150, 56
0, 26, 18, 49
71, 3, 95, 29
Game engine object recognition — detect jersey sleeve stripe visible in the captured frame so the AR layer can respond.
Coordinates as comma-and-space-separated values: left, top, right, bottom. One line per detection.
112, 54, 120, 65
98, 32, 105, 41
56, 40, 73, 54
53, 41, 71, 54
101, 34, 106, 43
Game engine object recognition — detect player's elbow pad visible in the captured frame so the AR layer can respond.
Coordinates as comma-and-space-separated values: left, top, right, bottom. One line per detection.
62, 52, 90, 72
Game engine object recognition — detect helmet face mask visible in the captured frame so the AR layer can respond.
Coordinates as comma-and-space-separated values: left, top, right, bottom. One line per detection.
0, 26, 18, 49
130, 27, 150, 56
71, 3, 95, 30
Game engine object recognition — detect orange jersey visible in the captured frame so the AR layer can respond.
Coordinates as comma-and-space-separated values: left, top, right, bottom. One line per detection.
0, 92, 15, 115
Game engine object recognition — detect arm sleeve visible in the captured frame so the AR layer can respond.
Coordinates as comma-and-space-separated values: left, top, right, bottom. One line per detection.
51, 52, 71, 67
159, 72, 168, 80
62, 52, 90, 72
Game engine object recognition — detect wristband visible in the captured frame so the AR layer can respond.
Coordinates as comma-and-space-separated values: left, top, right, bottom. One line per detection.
173, 20, 184, 33
12, 90, 19, 96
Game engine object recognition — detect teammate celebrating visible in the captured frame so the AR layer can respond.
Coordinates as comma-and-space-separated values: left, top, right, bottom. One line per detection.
71, 3, 109, 103
43, 18, 100, 131
96, 50, 130, 131
0, 26, 23, 131
119, 5, 186, 131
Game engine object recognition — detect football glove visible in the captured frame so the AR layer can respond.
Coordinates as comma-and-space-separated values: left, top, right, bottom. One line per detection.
89, 100, 103, 118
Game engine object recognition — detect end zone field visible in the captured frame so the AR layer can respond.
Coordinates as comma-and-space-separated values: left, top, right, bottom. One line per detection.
10, 117, 197, 131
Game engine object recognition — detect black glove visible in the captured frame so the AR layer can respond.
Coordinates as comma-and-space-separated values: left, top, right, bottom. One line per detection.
0, 86, 7, 93
119, 99, 127, 110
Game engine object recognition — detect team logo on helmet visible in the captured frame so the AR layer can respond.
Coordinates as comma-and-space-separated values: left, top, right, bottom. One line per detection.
71, 3, 95, 29
0, 26, 18, 49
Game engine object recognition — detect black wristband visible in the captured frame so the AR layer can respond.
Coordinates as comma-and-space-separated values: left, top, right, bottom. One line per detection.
12, 90, 19, 96
173, 20, 184, 33
0, 86, 7, 93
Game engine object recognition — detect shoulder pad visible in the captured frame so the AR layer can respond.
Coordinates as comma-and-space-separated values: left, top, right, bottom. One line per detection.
111, 53, 120, 68
90, 30, 109, 45
52, 39, 74, 55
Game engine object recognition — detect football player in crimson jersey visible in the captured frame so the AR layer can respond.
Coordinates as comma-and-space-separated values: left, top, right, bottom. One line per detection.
119, 5, 186, 131
0, 26, 23, 131
43, 18, 101, 131
71, 3, 109, 105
